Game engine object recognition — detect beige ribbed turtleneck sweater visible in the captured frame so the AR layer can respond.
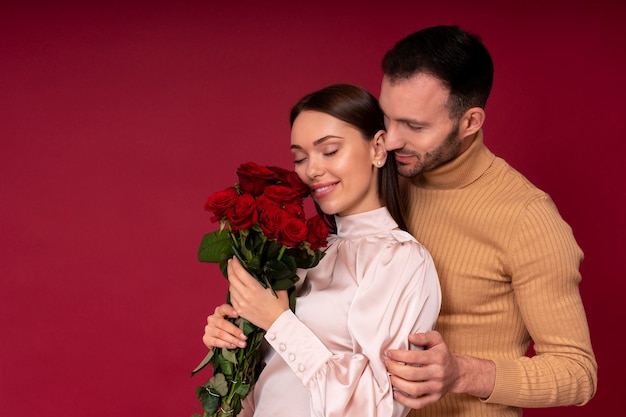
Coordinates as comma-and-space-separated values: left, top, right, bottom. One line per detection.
403, 131, 597, 417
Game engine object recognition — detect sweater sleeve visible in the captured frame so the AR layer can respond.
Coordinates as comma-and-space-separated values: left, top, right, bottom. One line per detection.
487, 195, 597, 407
264, 238, 441, 417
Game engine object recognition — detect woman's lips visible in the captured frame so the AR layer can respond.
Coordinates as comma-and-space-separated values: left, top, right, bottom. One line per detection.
311, 183, 337, 199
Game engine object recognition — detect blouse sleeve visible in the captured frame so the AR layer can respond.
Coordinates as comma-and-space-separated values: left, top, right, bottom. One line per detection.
264, 237, 441, 417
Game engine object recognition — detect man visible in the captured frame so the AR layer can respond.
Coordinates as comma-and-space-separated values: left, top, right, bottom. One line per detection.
379, 25, 597, 416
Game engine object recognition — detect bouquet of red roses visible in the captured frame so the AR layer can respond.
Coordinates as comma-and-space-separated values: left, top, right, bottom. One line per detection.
191, 162, 328, 417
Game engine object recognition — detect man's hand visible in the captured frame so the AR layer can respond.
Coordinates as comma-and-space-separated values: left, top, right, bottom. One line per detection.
384, 331, 495, 409
384, 331, 458, 408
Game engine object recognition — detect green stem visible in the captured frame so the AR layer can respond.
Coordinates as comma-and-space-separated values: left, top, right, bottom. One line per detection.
229, 233, 238, 249
259, 236, 267, 256
277, 245, 286, 261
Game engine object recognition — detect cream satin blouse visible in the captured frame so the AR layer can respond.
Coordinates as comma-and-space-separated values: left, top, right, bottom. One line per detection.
242, 207, 441, 417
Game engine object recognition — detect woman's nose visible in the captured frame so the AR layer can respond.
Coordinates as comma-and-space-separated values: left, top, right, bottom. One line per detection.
306, 157, 324, 179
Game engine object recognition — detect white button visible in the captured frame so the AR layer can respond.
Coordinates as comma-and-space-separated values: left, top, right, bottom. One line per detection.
279, 343, 286, 351
289, 353, 296, 361
268, 333, 276, 341
297, 364, 305, 372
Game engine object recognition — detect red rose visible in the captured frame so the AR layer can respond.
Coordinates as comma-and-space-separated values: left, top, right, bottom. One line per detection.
268, 166, 310, 198
306, 214, 329, 250
267, 165, 292, 183
277, 217, 308, 247
237, 162, 277, 196
226, 193, 258, 231
204, 187, 239, 222
283, 202, 305, 220
255, 195, 280, 213
284, 171, 310, 198
259, 207, 288, 240
263, 184, 300, 205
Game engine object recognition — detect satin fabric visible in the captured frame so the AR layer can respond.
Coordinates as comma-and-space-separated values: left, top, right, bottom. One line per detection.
242, 207, 441, 417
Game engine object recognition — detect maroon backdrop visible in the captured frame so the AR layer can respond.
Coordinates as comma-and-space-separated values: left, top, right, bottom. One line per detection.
1, 1, 624, 416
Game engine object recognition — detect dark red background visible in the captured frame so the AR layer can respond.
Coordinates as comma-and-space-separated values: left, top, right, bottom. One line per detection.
1, 1, 624, 416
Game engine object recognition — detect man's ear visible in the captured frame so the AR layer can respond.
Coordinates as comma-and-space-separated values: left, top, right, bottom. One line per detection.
459, 107, 485, 137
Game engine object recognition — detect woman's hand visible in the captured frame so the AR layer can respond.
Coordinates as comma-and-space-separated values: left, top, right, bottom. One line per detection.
227, 257, 289, 331
202, 304, 248, 349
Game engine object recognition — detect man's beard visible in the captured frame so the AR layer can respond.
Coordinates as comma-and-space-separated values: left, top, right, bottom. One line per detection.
396, 123, 461, 178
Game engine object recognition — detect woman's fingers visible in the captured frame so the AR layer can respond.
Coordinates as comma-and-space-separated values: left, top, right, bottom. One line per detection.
202, 304, 247, 349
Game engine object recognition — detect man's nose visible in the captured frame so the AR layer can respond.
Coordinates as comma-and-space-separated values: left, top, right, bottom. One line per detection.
384, 124, 402, 151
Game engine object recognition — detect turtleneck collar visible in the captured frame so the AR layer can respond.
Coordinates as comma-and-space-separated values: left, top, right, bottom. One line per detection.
408, 130, 495, 190
332, 207, 398, 239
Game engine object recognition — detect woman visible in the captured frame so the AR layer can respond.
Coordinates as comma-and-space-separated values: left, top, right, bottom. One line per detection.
204, 83, 441, 417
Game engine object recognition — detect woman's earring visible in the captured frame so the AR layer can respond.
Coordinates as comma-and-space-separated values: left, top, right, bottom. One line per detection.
377, 160, 382, 166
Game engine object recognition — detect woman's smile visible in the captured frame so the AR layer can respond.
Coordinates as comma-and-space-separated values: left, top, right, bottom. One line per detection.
311, 182, 338, 199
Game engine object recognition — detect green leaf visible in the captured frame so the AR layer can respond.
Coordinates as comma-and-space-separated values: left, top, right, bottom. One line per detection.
244, 229, 264, 253
293, 255, 312, 269
264, 258, 297, 283
264, 240, 283, 259
200, 387, 220, 415
295, 249, 325, 269
207, 373, 229, 396
232, 398, 243, 416
235, 382, 251, 397
215, 351, 234, 376
231, 244, 251, 270
222, 348, 237, 365
247, 254, 262, 276
251, 330, 265, 345
289, 288, 297, 312
191, 349, 215, 377
198, 230, 233, 263
231, 244, 264, 281
272, 277, 297, 291
219, 251, 234, 279
241, 319, 259, 337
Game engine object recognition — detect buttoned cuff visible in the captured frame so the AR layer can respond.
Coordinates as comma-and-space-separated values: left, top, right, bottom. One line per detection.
265, 310, 333, 385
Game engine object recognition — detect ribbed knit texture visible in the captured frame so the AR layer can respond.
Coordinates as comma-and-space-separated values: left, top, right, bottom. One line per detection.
404, 131, 597, 417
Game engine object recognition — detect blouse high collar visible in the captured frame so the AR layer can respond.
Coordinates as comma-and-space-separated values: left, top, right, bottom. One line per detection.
333, 207, 398, 239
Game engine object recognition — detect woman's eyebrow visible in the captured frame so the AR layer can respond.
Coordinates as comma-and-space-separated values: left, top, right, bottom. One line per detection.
290, 135, 343, 150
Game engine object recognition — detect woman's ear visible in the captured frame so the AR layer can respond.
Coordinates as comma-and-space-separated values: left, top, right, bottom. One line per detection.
372, 130, 387, 167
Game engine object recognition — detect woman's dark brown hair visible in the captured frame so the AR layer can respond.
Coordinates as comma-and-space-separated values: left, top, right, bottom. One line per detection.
289, 83, 407, 233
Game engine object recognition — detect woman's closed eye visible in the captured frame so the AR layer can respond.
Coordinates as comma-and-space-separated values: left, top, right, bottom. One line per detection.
321, 145, 340, 157
292, 151, 307, 164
